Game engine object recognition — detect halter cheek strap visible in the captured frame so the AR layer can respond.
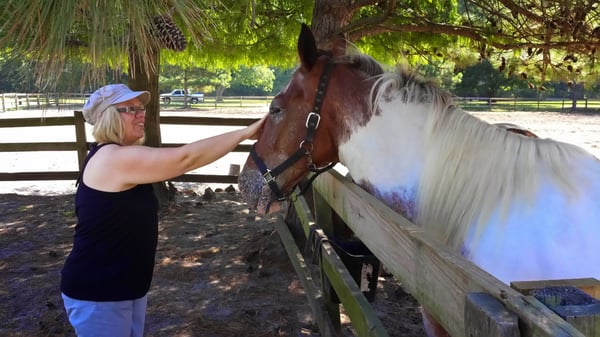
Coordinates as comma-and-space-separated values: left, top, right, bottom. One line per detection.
250, 58, 336, 200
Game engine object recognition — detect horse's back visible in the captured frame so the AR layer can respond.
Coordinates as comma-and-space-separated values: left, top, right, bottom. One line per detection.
467, 154, 600, 284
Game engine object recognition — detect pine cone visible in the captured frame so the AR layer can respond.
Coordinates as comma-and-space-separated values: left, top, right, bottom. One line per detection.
152, 15, 187, 51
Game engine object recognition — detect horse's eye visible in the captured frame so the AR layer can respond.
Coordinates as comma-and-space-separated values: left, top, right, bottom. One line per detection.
269, 106, 282, 115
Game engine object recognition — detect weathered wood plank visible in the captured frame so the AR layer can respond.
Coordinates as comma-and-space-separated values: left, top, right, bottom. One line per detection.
161, 143, 252, 152
465, 292, 520, 337
0, 142, 79, 151
274, 215, 340, 337
312, 170, 585, 337
159, 116, 258, 126
0, 171, 80, 181
73, 110, 88, 170
291, 193, 390, 337
0, 172, 239, 184
170, 174, 238, 183
0, 116, 74, 127
0, 113, 255, 183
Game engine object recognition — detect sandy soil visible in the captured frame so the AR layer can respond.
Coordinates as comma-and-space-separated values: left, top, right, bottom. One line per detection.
1, 109, 599, 337
0, 187, 424, 337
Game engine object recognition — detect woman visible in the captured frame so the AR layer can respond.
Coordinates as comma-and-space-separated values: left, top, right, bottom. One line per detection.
60, 84, 265, 337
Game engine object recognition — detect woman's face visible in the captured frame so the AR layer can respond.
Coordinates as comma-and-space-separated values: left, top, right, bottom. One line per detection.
114, 97, 146, 145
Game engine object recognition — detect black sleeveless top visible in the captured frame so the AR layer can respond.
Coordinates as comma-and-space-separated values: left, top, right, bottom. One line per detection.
60, 143, 159, 301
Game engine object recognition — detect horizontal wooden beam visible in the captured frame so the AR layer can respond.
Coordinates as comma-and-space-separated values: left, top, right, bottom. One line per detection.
161, 143, 252, 152
0, 172, 239, 184
290, 191, 390, 337
274, 215, 340, 337
0, 116, 74, 127
0, 171, 79, 181
159, 116, 258, 126
312, 170, 584, 337
0, 142, 79, 152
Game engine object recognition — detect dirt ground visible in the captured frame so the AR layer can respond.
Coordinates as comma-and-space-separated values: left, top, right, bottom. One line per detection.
1, 110, 599, 337
0, 186, 424, 337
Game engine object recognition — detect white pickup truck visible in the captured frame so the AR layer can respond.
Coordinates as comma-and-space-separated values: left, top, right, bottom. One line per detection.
160, 89, 204, 104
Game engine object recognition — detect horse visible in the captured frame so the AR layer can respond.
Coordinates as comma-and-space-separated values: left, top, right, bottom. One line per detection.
238, 23, 600, 337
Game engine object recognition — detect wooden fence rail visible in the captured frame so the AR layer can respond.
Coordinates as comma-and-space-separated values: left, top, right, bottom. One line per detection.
2, 93, 600, 113
0, 110, 258, 183
0, 93, 272, 112
279, 170, 598, 337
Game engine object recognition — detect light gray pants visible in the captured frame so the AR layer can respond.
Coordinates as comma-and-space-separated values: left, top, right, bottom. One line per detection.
61, 293, 147, 337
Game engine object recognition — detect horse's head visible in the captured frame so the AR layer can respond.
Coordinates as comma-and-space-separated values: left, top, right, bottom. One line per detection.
238, 24, 378, 213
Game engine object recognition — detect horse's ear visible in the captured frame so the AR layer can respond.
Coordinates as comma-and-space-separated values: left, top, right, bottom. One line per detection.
298, 23, 318, 70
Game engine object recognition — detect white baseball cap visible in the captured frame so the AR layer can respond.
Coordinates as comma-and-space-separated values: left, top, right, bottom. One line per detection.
82, 84, 151, 125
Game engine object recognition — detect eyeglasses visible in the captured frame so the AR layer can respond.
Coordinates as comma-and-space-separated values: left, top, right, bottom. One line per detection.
115, 106, 146, 114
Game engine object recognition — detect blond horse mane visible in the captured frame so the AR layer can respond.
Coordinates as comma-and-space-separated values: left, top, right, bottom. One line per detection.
370, 68, 590, 250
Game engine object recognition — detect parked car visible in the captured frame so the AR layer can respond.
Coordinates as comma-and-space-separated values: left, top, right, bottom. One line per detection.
160, 89, 204, 104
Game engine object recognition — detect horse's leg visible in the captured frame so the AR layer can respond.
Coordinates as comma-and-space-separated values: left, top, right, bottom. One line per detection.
421, 308, 451, 337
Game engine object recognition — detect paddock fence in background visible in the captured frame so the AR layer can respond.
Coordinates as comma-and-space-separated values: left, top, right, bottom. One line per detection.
2, 92, 600, 113
0, 110, 259, 183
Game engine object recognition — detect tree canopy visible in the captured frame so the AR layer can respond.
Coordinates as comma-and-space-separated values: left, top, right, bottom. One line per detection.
1, 0, 598, 89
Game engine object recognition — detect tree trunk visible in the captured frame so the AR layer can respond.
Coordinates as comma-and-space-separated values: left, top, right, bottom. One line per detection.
311, 0, 354, 49
129, 47, 174, 207
570, 82, 584, 111
216, 86, 226, 103
183, 68, 189, 108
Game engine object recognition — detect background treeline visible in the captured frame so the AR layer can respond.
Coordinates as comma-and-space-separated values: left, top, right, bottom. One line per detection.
1, 55, 598, 100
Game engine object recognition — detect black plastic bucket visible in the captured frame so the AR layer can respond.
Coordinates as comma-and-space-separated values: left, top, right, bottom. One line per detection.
323, 237, 381, 303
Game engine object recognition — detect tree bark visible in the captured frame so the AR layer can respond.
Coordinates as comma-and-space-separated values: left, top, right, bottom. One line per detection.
311, 0, 354, 49
570, 82, 585, 111
129, 47, 173, 206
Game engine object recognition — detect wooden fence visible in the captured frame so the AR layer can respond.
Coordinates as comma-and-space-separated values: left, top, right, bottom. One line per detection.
2, 92, 600, 113
0, 92, 67, 111
0, 110, 258, 183
279, 170, 600, 337
0, 93, 271, 112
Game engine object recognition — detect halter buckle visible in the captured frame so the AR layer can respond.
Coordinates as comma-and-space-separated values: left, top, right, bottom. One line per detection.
306, 112, 321, 129
262, 169, 275, 184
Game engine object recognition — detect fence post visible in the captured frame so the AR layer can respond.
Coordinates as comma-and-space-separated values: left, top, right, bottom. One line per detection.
74, 110, 88, 170
465, 293, 520, 337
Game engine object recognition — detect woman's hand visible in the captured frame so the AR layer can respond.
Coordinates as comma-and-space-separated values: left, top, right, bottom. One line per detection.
245, 113, 268, 140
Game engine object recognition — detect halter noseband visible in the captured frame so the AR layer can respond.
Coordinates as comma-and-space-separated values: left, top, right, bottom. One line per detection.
250, 58, 336, 200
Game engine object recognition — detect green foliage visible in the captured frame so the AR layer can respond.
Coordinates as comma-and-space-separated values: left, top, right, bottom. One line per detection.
159, 64, 232, 94
229, 66, 275, 95
2, 0, 600, 95
0, 0, 212, 89
271, 67, 295, 94
0, 53, 37, 92
453, 60, 534, 97
188, 0, 313, 69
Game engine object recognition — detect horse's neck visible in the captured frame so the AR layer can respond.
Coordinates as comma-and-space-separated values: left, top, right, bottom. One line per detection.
337, 100, 429, 220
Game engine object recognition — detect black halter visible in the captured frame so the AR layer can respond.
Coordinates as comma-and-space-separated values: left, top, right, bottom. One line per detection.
250, 58, 336, 200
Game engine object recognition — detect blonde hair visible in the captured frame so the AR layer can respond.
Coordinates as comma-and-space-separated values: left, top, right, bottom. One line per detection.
91, 106, 144, 145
